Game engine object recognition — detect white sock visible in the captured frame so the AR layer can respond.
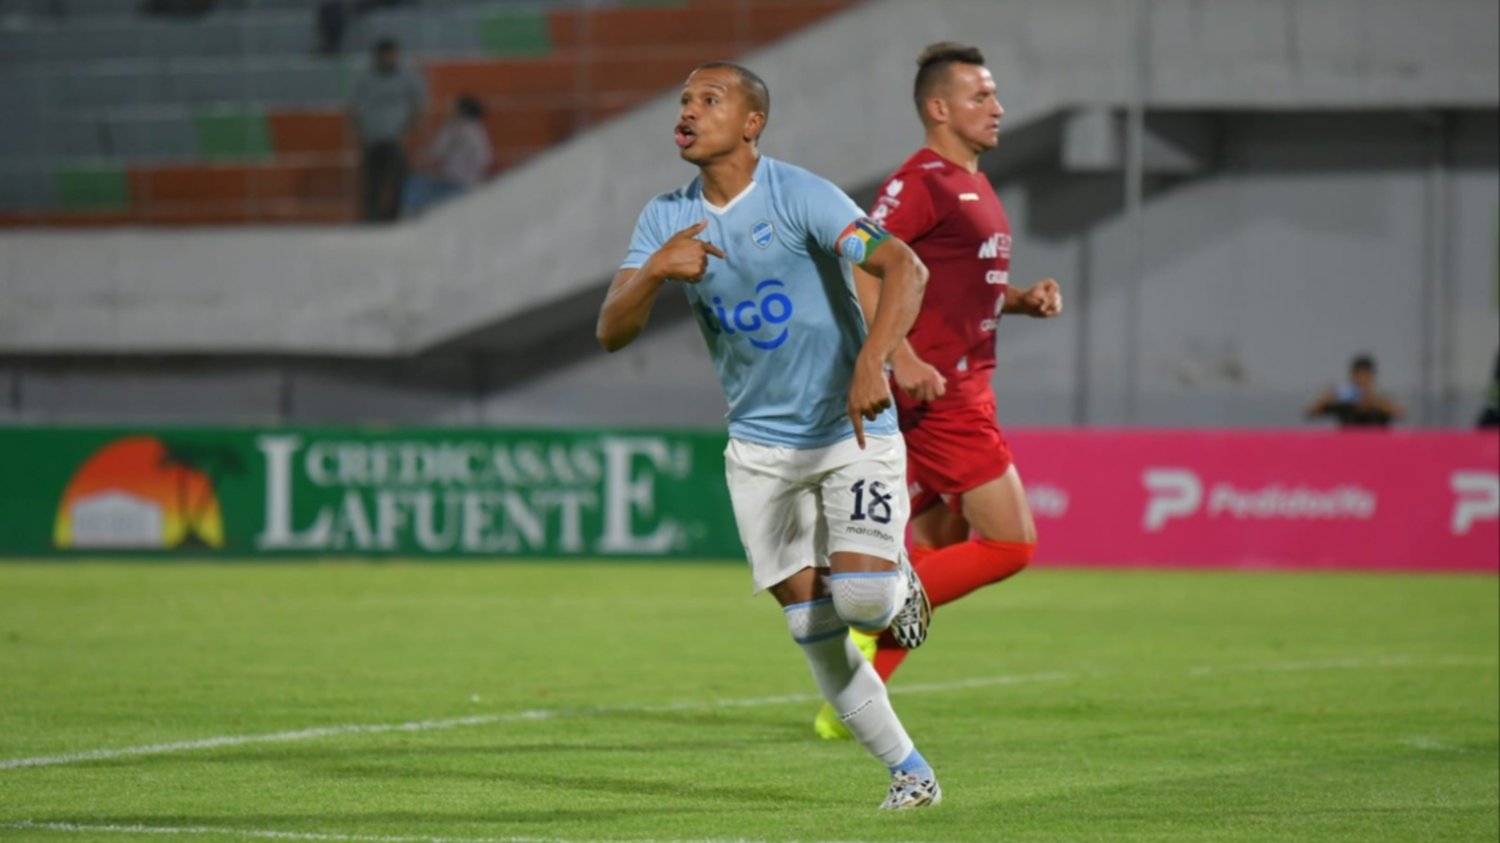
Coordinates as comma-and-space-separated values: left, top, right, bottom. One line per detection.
785, 599, 916, 767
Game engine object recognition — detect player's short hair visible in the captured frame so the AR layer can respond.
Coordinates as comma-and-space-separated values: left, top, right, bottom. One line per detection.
914, 41, 986, 116
1351, 354, 1377, 374
693, 61, 771, 125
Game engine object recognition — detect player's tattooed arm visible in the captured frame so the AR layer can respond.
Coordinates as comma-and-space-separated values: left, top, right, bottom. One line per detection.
1004, 278, 1064, 317
852, 265, 945, 403
597, 220, 725, 352
847, 235, 929, 446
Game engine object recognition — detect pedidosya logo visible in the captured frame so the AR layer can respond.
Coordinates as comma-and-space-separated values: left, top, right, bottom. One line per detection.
698, 279, 794, 349
54, 436, 226, 550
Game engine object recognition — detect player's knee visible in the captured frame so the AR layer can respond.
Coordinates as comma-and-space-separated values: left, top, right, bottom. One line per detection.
784, 597, 846, 645
1007, 540, 1037, 569
828, 571, 903, 633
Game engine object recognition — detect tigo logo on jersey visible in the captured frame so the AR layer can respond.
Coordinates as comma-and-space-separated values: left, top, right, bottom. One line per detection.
885, 179, 904, 198
838, 218, 889, 263
751, 220, 775, 249
985, 270, 1008, 285
699, 279, 794, 350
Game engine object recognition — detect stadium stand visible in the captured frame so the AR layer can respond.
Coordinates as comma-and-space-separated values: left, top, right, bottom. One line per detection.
0, 0, 855, 226
0, 0, 1495, 428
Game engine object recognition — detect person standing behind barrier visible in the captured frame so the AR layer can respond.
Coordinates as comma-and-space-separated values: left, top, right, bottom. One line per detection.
1477, 351, 1499, 429
403, 95, 493, 217
1305, 354, 1405, 427
349, 39, 426, 223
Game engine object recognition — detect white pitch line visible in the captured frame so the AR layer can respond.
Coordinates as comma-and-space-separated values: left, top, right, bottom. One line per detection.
2, 822, 562, 843
1, 656, 1491, 772
1401, 737, 1482, 754
0, 821, 854, 843
0, 671, 1073, 772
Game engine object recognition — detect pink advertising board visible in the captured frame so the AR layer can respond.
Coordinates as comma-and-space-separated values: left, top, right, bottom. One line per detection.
1005, 430, 1499, 572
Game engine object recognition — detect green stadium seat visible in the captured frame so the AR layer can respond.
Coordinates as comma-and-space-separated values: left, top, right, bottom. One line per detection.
478, 11, 553, 58
54, 165, 131, 211
194, 110, 274, 160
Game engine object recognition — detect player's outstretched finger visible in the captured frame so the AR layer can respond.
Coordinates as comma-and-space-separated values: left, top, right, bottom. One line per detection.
701, 242, 727, 260
677, 219, 709, 239
849, 411, 866, 449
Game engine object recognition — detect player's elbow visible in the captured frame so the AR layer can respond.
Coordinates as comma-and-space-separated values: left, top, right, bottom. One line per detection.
595, 320, 633, 353
596, 327, 624, 353
898, 249, 930, 296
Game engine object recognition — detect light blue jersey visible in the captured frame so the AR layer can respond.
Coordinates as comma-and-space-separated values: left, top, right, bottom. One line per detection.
622, 156, 899, 448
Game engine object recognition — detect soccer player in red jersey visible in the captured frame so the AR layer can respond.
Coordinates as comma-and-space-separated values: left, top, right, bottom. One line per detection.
814, 42, 1064, 739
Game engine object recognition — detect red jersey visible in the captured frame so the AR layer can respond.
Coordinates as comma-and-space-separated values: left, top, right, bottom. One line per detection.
871, 148, 1011, 404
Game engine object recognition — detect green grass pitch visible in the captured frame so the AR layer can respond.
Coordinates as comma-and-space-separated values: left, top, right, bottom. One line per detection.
0, 561, 1495, 843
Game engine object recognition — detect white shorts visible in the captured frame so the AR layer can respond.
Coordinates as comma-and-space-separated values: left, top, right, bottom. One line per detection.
724, 434, 910, 593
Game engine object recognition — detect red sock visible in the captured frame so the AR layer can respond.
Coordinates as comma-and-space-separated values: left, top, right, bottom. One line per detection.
917, 538, 1035, 608
874, 540, 1036, 682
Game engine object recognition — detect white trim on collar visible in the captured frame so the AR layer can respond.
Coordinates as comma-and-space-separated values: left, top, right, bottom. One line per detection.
703, 180, 758, 215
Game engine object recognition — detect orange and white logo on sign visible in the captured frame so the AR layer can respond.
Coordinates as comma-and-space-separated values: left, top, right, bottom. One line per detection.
54, 436, 225, 550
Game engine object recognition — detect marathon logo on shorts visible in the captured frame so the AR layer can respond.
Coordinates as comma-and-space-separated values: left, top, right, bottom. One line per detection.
845, 524, 895, 543
838, 218, 889, 264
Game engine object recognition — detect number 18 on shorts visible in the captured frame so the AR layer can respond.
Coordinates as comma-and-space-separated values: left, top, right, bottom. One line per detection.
725, 435, 911, 593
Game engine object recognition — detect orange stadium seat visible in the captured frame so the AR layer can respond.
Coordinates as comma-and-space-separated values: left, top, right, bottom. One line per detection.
267, 112, 353, 157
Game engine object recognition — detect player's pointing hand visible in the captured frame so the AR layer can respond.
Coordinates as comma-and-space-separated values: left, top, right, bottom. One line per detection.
847, 352, 893, 449
653, 220, 726, 283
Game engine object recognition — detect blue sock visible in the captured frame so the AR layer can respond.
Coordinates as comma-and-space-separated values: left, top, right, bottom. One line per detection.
890, 747, 932, 777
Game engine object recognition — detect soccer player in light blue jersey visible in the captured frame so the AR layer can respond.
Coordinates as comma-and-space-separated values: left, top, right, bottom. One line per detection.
596, 62, 941, 810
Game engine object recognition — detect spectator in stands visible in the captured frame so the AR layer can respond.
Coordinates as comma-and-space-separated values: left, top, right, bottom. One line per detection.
349, 38, 426, 223
1305, 354, 1405, 427
1477, 350, 1499, 429
402, 95, 493, 217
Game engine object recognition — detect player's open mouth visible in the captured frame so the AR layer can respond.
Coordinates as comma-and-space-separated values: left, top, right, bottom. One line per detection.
675, 124, 697, 149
